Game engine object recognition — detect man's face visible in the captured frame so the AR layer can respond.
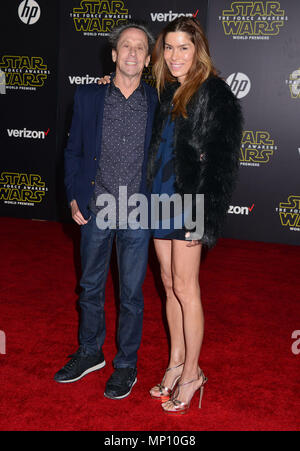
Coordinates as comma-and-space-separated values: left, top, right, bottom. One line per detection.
112, 28, 150, 79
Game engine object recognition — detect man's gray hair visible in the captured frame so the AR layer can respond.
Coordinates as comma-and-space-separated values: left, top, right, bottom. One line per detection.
108, 20, 155, 55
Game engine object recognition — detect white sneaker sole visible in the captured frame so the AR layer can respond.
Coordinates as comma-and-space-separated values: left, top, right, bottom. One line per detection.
104, 377, 137, 400
56, 360, 106, 383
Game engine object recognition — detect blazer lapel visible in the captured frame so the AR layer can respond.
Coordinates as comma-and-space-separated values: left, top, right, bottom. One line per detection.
95, 84, 108, 158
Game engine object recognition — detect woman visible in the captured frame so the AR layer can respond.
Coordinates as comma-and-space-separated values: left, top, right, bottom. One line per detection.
146, 17, 243, 414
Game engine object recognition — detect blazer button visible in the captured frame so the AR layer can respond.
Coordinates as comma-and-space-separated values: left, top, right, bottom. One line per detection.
94, 157, 97, 161
91, 181, 95, 185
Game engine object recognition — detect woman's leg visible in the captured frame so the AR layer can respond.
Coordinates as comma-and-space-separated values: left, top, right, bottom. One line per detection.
164, 239, 204, 408
150, 239, 185, 395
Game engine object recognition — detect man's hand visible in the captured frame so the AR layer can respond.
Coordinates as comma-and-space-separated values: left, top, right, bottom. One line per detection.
70, 199, 89, 225
98, 75, 111, 85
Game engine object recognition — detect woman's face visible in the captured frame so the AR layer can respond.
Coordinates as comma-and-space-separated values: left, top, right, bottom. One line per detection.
164, 31, 195, 84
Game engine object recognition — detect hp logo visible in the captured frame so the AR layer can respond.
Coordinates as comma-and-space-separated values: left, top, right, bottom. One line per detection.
226, 72, 251, 99
290, 69, 300, 98
0, 69, 6, 95
18, 0, 41, 25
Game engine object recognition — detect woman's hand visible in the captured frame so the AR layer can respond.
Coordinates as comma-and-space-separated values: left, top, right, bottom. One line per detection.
97, 75, 111, 85
185, 232, 202, 247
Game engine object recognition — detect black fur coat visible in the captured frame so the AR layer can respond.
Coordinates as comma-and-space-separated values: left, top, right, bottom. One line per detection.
147, 76, 244, 248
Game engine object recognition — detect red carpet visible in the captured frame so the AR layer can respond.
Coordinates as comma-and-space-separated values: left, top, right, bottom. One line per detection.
0, 217, 299, 431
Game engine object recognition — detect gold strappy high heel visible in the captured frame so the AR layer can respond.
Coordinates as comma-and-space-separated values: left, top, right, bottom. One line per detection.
162, 369, 208, 414
149, 363, 184, 402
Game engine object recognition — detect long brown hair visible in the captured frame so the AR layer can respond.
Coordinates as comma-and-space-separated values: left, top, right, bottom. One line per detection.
152, 17, 218, 118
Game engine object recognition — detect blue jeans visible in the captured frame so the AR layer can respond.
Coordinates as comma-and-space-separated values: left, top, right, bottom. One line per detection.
78, 213, 150, 368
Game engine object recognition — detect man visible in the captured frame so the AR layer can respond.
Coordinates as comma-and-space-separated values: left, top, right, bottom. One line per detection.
54, 21, 157, 400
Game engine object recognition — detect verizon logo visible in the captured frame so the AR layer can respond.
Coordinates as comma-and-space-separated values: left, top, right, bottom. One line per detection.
7, 128, 50, 139
228, 204, 255, 215
150, 11, 193, 22
68, 75, 100, 85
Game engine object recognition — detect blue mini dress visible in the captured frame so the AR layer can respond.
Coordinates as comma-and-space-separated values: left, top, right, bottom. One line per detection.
151, 115, 186, 240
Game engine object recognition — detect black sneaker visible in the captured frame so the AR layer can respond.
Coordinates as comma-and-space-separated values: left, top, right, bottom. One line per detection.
104, 368, 137, 399
54, 347, 105, 383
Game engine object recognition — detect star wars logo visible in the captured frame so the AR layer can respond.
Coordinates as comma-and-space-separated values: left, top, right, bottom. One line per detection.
240, 131, 277, 166
0, 55, 50, 91
71, 0, 131, 37
286, 69, 300, 99
0, 172, 48, 206
276, 195, 300, 232
219, 1, 288, 40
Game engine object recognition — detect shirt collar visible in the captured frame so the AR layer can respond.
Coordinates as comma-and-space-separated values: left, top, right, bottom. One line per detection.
109, 73, 145, 98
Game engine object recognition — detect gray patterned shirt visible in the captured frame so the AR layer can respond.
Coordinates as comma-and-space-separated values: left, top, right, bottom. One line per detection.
89, 80, 148, 226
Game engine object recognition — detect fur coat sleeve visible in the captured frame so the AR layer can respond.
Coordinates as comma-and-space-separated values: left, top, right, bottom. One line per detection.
147, 76, 244, 248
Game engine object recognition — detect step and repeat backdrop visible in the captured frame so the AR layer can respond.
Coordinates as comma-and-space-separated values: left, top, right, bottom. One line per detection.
55, 0, 208, 221
0, 0, 59, 220
0, 0, 299, 246
207, 0, 300, 246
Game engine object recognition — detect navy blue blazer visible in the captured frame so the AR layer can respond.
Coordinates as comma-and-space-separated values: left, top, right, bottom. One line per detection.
64, 81, 158, 220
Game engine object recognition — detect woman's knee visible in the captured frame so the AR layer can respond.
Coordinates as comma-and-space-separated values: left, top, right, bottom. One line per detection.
173, 277, 186, 301
160, 268, 173, 293
173, 275, 199, 304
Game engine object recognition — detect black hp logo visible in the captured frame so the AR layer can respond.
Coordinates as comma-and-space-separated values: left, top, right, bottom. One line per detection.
18, 0, 41, 25
226, 72, 251, 99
